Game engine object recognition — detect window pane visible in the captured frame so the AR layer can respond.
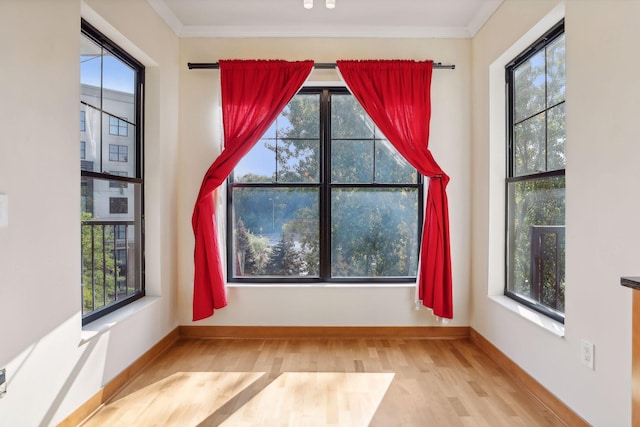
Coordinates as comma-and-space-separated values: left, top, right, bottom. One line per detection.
514, 112, 545, 176
80, 177, 139, 221
233, 140, 276, 183
80, 34, 102, 109
331, 94, 375, 139
546, 34, 566, 107
276, 139, 320, 183
103, 112, 135, 175
109, 116, 119, 135
375, 139, 417, 184
331, 188, 419, 278
81, 104, 101, 172
278, 94, 319, 139
514, 50, 545, 122
81, 177, 142, 315
232, 187, 319, 278
103, 54, 136, 124
547, 103, 566, 171
507, 176, 565, 312
331, 140, 374, 183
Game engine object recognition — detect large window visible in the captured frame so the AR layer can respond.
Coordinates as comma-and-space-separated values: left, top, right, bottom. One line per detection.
506, 21, 565, 322
80, 21, 144, 325
228, 88, 422, 282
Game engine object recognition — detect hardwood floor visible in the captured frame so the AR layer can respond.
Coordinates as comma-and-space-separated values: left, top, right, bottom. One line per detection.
80, 337, 565, 426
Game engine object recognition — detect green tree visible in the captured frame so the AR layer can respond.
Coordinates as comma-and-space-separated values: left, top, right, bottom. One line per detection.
81, 212, 123, 313
265, 233, 305, 276
234, 218, 272, 276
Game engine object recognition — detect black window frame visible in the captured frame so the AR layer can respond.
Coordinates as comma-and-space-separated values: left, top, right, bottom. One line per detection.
505, 20, 566, 323
80, 20, 145, 325
226, 86, 423, 284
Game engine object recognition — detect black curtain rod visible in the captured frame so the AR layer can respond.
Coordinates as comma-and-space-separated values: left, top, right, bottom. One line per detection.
187, 61, 455, 70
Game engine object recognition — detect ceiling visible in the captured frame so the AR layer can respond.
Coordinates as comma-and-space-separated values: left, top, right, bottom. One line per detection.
147, 0, 504, 39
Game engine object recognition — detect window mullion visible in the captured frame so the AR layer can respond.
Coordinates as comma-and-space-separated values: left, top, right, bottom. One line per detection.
320, 89, 331, 280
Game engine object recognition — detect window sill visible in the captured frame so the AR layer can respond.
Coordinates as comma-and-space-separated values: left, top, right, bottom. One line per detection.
489, 295, 565, 337
226, 283, 416, 288
80, 296, 161, 344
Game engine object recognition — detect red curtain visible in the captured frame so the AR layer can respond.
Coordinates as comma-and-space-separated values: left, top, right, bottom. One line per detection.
191, 60, 314, 321
336, 60, 453, 319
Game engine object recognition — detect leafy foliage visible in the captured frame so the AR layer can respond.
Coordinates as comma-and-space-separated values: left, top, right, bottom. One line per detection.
81, 212, 125, 313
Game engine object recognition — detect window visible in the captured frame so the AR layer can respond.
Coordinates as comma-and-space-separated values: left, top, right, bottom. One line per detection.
80, 20, 144, 325
109, 197, 128, 214
228, 88, 422, 282
109, 115, 128, 136
109, 144, 128, 162
505, 20, 565, 322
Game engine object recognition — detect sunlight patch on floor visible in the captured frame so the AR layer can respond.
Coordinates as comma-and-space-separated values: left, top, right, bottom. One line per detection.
81, 371, 265, 426
219, 372, 395, 427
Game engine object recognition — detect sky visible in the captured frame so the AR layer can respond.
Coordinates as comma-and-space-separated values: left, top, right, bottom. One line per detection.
81, 54, 136, 94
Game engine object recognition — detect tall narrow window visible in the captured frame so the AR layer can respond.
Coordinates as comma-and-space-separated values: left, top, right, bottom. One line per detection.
228, 88, 422, 282
506, 21, 565, 322
80, 20, 144, 325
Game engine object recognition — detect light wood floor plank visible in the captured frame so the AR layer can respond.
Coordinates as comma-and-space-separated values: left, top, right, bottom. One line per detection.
80, 337, 568, 426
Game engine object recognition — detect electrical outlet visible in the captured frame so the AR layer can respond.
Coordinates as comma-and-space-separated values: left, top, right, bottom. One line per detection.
0, 368, 6, 397
0, 194, 8, 227
581, 339, 595, 370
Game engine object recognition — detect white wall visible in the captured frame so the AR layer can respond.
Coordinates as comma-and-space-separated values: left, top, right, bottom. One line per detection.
0, 0, 179, 425
177, 38, 472, 327
471, 1, 640, 425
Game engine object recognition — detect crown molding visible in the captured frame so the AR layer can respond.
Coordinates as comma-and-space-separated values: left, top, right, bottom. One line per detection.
466, 0, 503, 36
147, 0, 183, 35
147, 0, 503, 39
179, 24, 471, 39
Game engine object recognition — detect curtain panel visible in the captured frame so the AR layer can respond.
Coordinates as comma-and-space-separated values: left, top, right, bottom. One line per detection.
191, 60, 314, 321
336, 60, 453, 319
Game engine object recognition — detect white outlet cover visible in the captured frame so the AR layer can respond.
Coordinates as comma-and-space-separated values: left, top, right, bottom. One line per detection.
0, 194, 7, 227
581, 339, 594, 370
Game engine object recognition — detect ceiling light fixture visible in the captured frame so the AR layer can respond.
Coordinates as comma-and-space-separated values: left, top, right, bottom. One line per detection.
304, 0, 313, 9
326, 0, 336, 8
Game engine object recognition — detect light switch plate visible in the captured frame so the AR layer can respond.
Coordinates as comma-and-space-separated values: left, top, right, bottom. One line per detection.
0, 194, 7, 227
